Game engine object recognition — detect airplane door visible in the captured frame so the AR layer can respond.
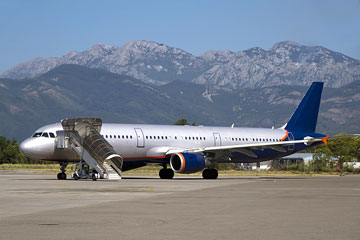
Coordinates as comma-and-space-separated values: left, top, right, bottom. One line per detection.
134, 128, 145, 148
213, 133, 221, 146
288, 132, 295, 151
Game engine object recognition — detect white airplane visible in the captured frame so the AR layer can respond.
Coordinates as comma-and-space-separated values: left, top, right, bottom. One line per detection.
20, 82, 333, 180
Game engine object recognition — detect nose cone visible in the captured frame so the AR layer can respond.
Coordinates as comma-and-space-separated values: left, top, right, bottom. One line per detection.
19, 138, 33, 156
19, 137, 55, 160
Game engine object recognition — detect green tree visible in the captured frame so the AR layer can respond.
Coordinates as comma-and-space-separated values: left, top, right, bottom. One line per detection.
174, 119, 197, 126
328, 135, 358, 170
307, 134, 360, 173
313, 144, 333, 172
0, 136, 38, 164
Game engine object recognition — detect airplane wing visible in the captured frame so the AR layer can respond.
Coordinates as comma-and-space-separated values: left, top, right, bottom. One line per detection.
166, 138, 326, 158
164, 134, 359, 159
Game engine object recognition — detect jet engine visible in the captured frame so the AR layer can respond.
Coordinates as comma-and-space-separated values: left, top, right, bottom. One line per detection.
170, 153, 206, 174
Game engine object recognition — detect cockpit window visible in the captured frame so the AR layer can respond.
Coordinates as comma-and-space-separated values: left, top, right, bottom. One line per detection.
32, 132, 42, 137
49, 132, 55, 138
42, 132, 49, 138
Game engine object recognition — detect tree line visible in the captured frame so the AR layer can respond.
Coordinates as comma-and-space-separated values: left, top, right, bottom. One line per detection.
0, 136, 43, 164
310, 134, 360, 172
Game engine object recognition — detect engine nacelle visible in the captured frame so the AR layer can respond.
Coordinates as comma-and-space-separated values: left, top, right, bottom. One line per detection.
170, 153, 206, 174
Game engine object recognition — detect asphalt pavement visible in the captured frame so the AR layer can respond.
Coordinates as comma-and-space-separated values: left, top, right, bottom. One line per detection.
0, 172, 359, 240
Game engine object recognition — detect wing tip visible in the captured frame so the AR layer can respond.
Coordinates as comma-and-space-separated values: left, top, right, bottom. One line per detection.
321, 136, 329, 145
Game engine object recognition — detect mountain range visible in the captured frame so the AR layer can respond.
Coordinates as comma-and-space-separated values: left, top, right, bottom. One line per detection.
1, 64, 359, 141
2, 41, 360, 89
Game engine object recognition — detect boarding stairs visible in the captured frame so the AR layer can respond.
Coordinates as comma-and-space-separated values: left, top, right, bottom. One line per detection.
55, 118, 123, 180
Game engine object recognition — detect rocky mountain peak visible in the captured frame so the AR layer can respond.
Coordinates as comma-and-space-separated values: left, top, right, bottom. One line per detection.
89, 43, 117, 54
270, 40, 302, 50
1, 41, 359, 88
201, 50, 235, 63
119, 40, 173, 54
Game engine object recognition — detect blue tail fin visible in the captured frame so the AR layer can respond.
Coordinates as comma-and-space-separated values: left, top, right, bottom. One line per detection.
285, 82, 324, 133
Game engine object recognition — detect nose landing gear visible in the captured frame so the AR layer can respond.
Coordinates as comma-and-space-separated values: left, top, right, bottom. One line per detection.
57, 162, 68, 180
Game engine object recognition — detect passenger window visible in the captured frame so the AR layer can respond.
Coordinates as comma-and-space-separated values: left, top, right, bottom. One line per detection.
165, 136, 168, 139
42, 132, 49, 138
204, 137, 206, 140
161, 136, 164, 139
106, 135, 108, 138
126, 135, 128, 139
175, 136, 177, 140
110, 135, 112, 138
146, 136, 148, 139
49, 132, 55, 138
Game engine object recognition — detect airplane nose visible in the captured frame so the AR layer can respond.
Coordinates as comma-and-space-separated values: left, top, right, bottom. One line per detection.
19, 138, 32, 156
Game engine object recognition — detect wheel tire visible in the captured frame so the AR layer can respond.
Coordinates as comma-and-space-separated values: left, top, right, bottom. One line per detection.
210, 169, 218, 179
165, 169, 174, 179
92, 174, 97, 181
159, 169, 166, 179
202, 169, 210, 179
57, 173, 61, 180
159, 169, 174, 179
60, 173, 67, 180
202, 169, 218, 179
73, 174, 79, 180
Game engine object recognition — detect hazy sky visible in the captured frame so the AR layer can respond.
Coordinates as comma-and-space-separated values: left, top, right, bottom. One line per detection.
1, 0, 360, 73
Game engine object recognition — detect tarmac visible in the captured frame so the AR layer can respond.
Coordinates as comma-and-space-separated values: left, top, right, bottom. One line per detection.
0, 171, 360, 240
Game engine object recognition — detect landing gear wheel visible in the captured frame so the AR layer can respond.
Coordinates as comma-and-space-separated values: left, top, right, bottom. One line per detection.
202, 168, 218, 179
57, 173, 67, 180
57, 162, 68, 180
159, 168, 174, 179
210, 168, 218, 179
92, 173, 97, 181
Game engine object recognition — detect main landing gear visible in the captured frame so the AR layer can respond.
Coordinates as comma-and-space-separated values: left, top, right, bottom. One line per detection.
202, 168, 218, 179
159, 166, 174, 179
57, 162, 68, 180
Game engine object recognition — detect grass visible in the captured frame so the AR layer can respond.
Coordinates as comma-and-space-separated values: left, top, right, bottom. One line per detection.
0, 163, 75, 174
0, 163, 353, 176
